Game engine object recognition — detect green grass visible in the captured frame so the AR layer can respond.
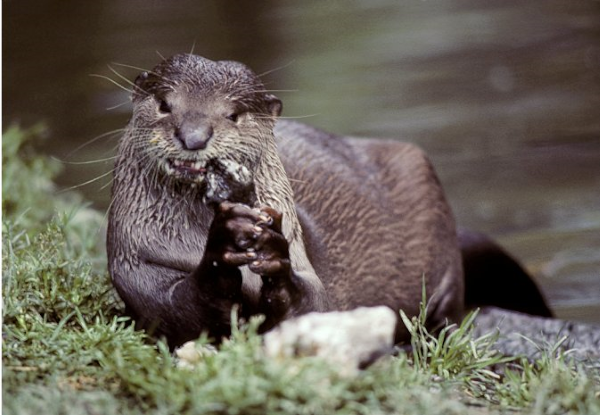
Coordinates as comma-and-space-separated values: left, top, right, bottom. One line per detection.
3, 126, 599, 415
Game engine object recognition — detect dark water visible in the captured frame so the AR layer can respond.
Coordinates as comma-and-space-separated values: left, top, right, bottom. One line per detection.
4, 0, 600, 323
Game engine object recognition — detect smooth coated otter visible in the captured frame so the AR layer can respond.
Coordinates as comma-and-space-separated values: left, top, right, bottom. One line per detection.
108, 54, 550, 348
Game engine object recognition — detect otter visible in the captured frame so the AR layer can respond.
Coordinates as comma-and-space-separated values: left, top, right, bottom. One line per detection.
107, 54, 551, 348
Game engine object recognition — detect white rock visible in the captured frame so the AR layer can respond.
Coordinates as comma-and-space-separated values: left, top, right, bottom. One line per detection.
175, 341, 217, 369
264, 306, 397, 374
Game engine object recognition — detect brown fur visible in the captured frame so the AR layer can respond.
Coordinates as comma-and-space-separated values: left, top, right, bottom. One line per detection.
108, 54, 463, 347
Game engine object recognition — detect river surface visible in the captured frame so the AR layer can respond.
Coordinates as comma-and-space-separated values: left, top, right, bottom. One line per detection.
4, 0, 600, 323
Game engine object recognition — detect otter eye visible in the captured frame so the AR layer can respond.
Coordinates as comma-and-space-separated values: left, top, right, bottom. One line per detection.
158, 99, 171, 114
226, 113, 239, 123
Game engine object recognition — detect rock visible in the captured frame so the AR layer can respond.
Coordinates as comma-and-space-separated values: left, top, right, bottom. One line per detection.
203, 158, 257, 207
263, 306, 398, 375
175, 341, 217, 369
473, 307, 600, 362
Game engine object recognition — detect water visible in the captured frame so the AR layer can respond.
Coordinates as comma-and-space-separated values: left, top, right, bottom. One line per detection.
4, 0, 600, 323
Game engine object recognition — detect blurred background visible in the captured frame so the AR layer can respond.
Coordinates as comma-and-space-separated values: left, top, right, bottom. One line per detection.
4, 0, 600, 323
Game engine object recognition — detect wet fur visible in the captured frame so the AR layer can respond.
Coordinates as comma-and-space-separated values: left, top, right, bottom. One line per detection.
108, 54, 546, 348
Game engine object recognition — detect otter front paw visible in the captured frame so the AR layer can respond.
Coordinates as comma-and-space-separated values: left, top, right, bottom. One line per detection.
206, 202, 291, 277
205, 202, 300, 332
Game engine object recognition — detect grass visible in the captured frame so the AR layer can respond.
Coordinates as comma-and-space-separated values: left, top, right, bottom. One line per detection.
2, 126, 599, 414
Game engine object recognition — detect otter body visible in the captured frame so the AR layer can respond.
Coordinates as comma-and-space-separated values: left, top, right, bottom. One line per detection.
273, 121, 463, 325
108, 54, 478, 347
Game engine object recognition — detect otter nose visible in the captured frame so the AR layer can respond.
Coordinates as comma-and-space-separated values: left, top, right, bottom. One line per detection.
176, 124, 213, 151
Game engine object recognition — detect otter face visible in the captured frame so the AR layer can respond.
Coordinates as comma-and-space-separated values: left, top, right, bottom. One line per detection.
128, 54, 282, 186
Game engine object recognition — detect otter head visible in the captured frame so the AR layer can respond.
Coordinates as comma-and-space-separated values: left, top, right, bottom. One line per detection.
128, 54, 282, 186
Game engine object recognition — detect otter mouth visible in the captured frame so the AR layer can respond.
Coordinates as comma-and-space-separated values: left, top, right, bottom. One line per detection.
166, 159, 207, 182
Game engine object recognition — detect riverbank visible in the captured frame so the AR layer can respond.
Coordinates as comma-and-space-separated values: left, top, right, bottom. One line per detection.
3, 126, 599, 415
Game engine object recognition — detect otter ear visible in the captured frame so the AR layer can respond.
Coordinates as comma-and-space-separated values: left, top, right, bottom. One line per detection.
134, 71, 149, 86
265, 94, 282, 117
132, 71, 150, 99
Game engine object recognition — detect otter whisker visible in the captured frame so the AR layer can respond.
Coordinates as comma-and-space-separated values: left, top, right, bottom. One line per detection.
100, 177, 115, 192
259, 114, 319, 120
107, 65, 153, 99
260, 89, 299, 93
237, 85, 276, 95
107, 65, 139, 88
111, 62, 172, 84
106, 100, 131, 111
100, 193, 119, 233
126, 127, 158, 135
66, 129, 125, 158
257, 60, 296, 78
52, 155, 117, 165
59, 168, 115, 193
111, 62, 152, 73
89, 74, 133, 94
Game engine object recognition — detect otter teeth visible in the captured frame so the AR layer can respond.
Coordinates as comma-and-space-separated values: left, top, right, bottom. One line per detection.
171, 159, 206, 174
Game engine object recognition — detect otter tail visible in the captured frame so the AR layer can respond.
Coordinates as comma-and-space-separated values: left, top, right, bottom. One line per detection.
458, 230, 553, 317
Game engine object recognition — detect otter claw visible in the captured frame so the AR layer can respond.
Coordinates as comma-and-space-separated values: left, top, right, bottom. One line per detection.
257, 215, 273, 226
